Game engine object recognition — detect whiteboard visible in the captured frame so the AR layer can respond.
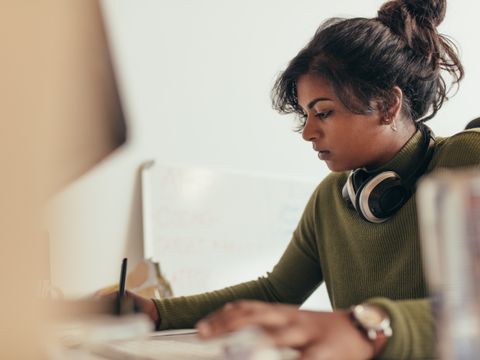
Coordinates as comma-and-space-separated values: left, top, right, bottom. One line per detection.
142, 163, 322, 302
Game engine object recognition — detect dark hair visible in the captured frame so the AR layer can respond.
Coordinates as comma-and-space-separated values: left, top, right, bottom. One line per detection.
272, 0, 463, 130
465, 117, 480, 130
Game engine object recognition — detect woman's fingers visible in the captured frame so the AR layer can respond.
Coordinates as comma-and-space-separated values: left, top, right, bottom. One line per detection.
123, 290, 159, 324
264, 322, 316, 349
298, 343, 336, 360
196, 300, 296, 338
196, 301, 265, 337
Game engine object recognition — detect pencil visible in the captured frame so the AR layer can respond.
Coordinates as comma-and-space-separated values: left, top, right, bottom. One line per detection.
119, 257, 128, 297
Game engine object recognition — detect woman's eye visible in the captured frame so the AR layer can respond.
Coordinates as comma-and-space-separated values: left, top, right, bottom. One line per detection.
315, 110, 333, 120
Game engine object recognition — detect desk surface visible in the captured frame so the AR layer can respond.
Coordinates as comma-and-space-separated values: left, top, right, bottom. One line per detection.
59, 329, 298, 360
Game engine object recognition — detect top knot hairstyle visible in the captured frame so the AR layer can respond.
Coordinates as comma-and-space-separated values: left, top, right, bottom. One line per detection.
272, 0, 463, 130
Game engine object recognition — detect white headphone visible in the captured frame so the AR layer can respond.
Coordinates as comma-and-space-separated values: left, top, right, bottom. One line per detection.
341, 124, 435, 223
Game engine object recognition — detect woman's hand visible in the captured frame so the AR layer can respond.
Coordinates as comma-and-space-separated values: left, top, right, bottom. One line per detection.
196, 300, 376, 360
125, 290, 160, 326
97, 290, 160, 326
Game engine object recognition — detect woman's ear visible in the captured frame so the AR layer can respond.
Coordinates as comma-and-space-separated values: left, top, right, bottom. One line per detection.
373, 87, 404, 124
387, 86, 403, 120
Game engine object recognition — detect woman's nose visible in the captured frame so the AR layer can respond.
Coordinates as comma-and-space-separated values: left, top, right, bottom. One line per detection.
301, 115, 318, 142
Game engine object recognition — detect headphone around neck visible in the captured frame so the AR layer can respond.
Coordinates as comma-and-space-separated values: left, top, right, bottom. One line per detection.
341, 124, 436, 223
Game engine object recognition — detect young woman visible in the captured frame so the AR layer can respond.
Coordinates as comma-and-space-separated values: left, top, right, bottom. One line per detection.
129, 0, 480, 358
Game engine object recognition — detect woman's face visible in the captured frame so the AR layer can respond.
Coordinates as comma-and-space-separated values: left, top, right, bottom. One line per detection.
296, 74, 396, 172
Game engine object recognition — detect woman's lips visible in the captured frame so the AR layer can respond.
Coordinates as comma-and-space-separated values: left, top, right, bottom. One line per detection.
317, 150, 331, 160
312, 144, 331, 160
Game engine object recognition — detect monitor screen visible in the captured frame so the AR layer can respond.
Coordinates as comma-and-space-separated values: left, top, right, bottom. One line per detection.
44, 0, 127, 192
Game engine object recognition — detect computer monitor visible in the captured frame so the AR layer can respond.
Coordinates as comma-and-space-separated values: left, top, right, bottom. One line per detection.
44, 0, 127, 192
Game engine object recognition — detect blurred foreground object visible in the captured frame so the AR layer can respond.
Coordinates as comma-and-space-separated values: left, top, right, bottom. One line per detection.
47, 297, 152, 358
0, 0, 126, 358
417, 168, 480, 359
96, 258, 173, 299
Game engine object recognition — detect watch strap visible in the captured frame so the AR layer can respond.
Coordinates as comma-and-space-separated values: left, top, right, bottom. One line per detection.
349, 304, 392, 356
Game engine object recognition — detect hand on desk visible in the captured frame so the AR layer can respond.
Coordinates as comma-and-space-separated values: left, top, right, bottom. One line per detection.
196, 300, 376, 360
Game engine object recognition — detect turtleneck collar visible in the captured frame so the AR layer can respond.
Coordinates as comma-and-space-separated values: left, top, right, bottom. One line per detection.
363, 127, 427, 179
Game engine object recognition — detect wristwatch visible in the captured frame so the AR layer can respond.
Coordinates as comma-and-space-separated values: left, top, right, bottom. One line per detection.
350, 304, 393, 353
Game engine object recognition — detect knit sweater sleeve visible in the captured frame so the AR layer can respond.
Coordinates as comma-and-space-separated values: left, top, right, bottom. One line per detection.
153, 188, 323, 330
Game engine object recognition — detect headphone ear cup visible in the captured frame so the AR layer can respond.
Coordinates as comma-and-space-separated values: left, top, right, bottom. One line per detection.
342, 169, 370, 210
342, 172, 357, 210
355, 171, 407, 223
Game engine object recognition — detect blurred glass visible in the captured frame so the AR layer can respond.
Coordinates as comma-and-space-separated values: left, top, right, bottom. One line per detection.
417, 168, 480, 359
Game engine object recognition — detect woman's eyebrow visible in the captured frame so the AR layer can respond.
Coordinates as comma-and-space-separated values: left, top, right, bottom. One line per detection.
307, 97, 333, 109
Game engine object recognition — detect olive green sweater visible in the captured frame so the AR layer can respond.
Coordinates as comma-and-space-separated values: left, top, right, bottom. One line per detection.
154, 129, 480, 359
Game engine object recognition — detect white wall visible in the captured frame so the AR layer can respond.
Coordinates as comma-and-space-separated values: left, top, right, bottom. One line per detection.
48, 0, 480, 309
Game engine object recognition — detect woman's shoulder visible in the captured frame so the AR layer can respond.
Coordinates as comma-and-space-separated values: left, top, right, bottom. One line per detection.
313, 171, 348, 196
437, 128, 480, 143
432, 129, 480, 168
302, 172, 347, 215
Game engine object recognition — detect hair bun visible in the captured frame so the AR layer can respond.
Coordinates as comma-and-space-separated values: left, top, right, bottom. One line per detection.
405, 0, 446, 27
378, 0, 446, 29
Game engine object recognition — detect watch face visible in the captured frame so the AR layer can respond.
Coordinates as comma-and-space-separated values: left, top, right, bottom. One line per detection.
354, 304, 386, 329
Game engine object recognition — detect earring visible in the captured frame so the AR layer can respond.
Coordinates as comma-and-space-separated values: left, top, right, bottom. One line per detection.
383, 116, 398, 132
391, 119, 398, 132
